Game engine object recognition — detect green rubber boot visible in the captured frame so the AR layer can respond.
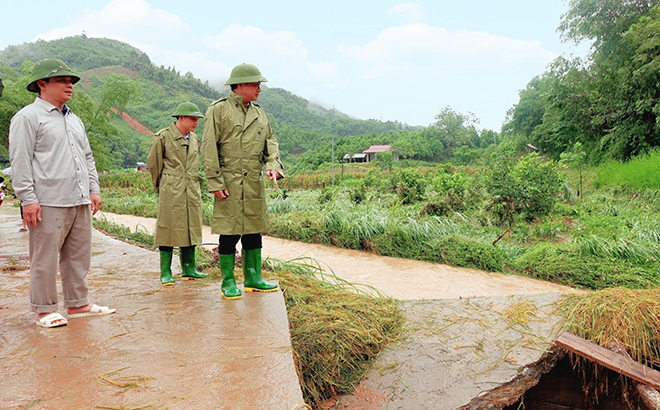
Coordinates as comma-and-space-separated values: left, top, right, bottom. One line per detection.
243, 248, 278, 293
160, 250, 175, 286
180, 246, 208, 280
220, 253, 242, 299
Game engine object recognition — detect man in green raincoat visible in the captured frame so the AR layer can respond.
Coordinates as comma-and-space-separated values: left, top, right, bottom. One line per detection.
202, 63, 284, 300
147, 102, 208, 285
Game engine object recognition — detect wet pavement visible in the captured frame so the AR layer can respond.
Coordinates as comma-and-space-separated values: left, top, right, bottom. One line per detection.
0, 204, 305, 410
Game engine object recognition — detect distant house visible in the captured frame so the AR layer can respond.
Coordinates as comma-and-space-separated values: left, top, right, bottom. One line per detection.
343, 153, 368, 163
362, 145, 396, 162
353, 153, 368, 163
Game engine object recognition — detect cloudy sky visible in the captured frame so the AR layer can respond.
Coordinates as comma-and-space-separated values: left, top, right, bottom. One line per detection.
0, 0, 589, 131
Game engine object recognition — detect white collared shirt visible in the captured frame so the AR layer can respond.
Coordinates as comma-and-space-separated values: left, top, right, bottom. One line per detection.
9, 97, 100, 207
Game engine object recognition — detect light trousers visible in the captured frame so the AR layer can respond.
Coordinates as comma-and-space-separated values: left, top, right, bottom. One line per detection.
29, 205, 92, 313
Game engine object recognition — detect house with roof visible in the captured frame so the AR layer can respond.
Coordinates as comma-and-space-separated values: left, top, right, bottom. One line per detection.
342, 153, 368, 163
362, 145, 396, 162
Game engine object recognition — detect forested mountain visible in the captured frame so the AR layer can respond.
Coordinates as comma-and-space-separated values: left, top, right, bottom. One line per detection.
503, 0, 660, 163
4, 1, 660, 173
0, 35, 412, 169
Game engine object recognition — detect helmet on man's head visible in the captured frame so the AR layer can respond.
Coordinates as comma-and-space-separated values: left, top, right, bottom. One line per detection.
171, 102, 204, 118
224, 63, 267, 86
26, 59, 80, 93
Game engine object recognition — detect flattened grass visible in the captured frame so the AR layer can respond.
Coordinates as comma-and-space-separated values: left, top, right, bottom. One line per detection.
266, 258, 403, 406
557, 288, 660, 366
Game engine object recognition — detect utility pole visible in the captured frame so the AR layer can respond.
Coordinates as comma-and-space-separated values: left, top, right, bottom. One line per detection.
341, 151, 344, 182
331, 138, 335, 188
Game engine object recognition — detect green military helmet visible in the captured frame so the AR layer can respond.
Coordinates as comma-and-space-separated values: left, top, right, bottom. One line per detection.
26, 59, 80, 93
224, 63, 268, 86
171, 101, 204, 118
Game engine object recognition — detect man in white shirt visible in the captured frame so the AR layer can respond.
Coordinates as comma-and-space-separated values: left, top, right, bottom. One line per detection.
9, 59, 115, 328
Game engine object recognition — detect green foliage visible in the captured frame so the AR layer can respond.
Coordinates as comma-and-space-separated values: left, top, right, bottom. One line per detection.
99, 170, 153, 192
558, 0, 660, 49
376, 150, 394, 170
486, 152, 562, 224
514, 243, 657, 289
424, 167, 479, 215
268, 202, 504, 272
560, 142, 587, 198
291, 106, 497, 171
348, 183, 367, 204
390, 168, 426, 204
594, 149, 660, 189
505, 2, 660, 163
97, 170, 159, 216
87, 74, 142, 133
97, 163, 660, 292
0, 62, 33, 158
0, 35, 145, 71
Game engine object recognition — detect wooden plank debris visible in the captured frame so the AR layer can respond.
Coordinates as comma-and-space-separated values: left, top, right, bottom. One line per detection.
555, 331, 660, 391
607, 341, 660, 410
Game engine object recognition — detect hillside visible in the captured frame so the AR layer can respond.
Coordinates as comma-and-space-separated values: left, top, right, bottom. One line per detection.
0, 36, 413, 168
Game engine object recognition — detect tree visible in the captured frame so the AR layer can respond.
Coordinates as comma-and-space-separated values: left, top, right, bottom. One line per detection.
559, 0, 660, 52
429, 106, 480, 160
502, 75, 549, 141
87, 74, 142, 133
486, 152, 562, 224
560, 142, 587, 198
391, 138, 415, 159
504, 1, 660, 163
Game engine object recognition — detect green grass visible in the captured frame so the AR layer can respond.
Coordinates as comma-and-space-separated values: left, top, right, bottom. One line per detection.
594, 149, 660, 189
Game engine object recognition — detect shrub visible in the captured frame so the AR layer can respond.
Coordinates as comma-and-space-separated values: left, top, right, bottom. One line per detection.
426, 168, 480, 214
318, 187, 334, 204
390, 168, 426, 204
486, 152, 562, 224
348, 183, 367, 204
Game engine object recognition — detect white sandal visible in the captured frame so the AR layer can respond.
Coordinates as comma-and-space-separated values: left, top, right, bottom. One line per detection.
67, 304, 116, 319
36, 312, 68, 328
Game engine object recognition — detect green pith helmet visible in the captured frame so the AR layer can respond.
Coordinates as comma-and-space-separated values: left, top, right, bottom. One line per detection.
171, 102, 204, 118
224, 63, 267, 86
26, 59, 80, 92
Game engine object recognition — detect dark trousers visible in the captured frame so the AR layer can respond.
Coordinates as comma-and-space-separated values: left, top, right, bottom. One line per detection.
218, 233, 262, 255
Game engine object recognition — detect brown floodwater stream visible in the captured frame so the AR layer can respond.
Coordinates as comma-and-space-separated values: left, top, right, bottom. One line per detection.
97, 211, 575, 301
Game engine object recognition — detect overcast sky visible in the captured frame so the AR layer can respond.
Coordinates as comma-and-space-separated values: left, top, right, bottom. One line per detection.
0, 0, 590, 131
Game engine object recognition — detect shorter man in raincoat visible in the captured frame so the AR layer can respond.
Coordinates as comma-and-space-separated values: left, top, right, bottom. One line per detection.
202, 63, 284, 299
147, 102, 208, 285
